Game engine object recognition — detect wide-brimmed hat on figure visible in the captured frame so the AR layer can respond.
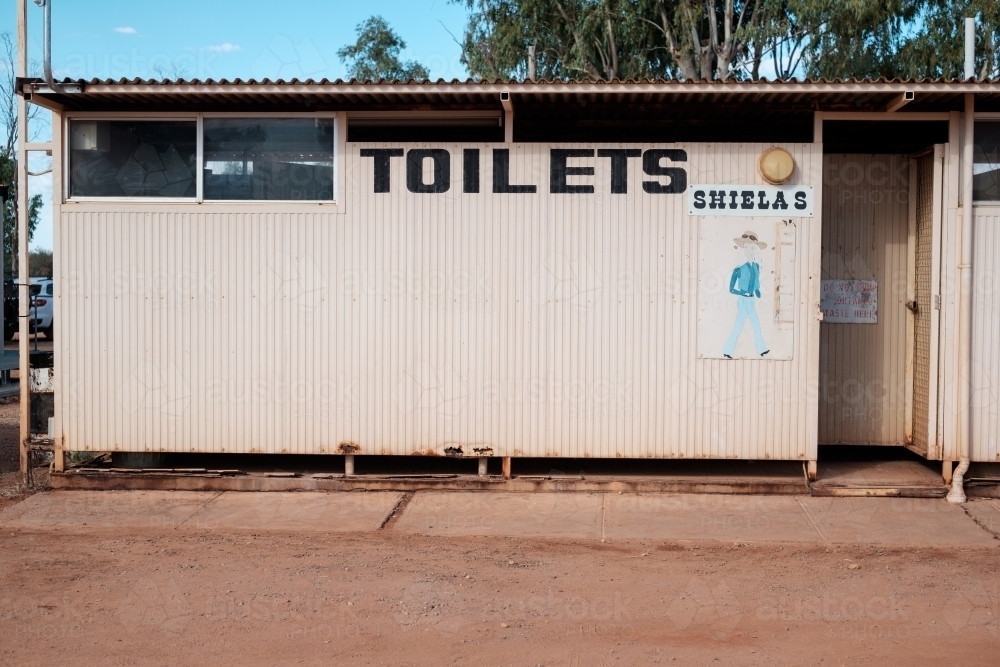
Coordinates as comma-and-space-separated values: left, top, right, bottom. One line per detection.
734, 231, 767, 249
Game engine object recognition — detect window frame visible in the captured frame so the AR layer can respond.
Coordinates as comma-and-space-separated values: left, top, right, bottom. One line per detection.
63, 111, 340, 205
973, 114, 1000, 205
64, 113, 200, 203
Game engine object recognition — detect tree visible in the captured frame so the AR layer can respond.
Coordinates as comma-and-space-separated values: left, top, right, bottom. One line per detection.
150, 58, 191, 80
458, 0, 680, 81
456, 0, 767, 81
0, 31, 44, 276
454, 0, 1000, 82
649, 0, 763, 80
337, 16, 430, 81
29, 248, 51, 278
891, 0, 1000, 80
1, 185, 42, 275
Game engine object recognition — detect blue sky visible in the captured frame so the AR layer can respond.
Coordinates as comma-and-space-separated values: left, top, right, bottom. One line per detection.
11, 0, 470, 81
4, 0, 471, 251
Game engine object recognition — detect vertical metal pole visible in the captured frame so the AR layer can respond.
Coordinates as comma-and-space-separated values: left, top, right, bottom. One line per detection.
965, 17, 976, 80
16, 0, 31, 483
51, 111, 63, 473
948, 92, 975, 504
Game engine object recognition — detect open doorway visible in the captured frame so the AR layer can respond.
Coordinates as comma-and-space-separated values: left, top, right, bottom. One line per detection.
818, 133, 945, 458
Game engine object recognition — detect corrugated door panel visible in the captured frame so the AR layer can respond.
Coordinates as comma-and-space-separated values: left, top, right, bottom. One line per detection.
58, 142, 821, 460
819, 155, 910, 445
911, 153, 934, 453
971, 209, 1000, 462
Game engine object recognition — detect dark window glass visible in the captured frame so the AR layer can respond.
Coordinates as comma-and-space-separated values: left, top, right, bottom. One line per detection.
203, 118, 334, 200
69, 121, 196, 197
974, 121, 1000, 201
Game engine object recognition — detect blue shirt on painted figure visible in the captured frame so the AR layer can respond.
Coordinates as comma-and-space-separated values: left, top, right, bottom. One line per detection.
729, 261, 761, 298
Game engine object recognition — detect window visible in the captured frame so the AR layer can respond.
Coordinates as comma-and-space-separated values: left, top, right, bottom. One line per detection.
67, 116, 337, 202
974, 121, 1000, 202
69, 120, 196, 197
203, 118, 335, 200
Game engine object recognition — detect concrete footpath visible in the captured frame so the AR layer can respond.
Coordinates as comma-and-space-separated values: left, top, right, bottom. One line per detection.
2, 490, 999, 546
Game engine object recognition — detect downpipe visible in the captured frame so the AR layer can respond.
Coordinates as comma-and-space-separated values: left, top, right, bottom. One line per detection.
948, 84, 976, 504
949, 21, 977, 504
33, 0, 66, 94
947, 460, 969, 503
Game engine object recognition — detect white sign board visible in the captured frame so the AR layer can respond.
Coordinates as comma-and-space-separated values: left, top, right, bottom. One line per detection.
697, 219, 796, 360
688, 185, 814, 216
820, 280, 878, 324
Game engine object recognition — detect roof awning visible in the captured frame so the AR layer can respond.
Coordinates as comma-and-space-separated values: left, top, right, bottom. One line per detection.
19, 78, 1000, 114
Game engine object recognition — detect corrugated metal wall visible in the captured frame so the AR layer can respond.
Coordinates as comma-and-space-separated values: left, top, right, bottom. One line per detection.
57, 142, 821, 459
818, 154, 910, 445
971, 207, 1000, 462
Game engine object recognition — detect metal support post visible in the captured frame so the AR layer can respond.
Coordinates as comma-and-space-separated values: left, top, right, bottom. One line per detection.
16, 0, 31, 484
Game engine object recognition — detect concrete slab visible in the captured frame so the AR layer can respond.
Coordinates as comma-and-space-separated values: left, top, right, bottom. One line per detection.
603, 493, 820, 542
797, 496, 997, 546
0, 490, 215, 530
4, 490, 995, 547
394, 491, 602, 538
184, 491, 403, 532
963, 499, 1000, 537
814, 460, 943, 486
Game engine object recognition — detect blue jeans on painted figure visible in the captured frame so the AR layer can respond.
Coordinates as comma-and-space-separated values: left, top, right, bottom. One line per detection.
723, 296, 768, 356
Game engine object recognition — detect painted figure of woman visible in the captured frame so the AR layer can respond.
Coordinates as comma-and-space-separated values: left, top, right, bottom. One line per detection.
723, 231, 770, 359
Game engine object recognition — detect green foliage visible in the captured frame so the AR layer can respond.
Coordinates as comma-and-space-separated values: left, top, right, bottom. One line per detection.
458, 0, 682, 81
454, 0, 1000, 81
892, 0, 1000, 79
337, 16, 430, 81
790, 0, 921, 80
0, 151, 41, 276
29, 248, 52, 278
2, 30, 46, 275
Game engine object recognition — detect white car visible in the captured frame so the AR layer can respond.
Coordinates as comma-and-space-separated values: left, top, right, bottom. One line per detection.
29, 277, 53, 339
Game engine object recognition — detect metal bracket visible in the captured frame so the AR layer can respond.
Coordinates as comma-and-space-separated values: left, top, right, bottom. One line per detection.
885, 90, 915, 112
501, 91, 513, 143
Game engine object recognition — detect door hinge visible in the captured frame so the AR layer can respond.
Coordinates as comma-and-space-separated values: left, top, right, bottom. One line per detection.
934, 295, 941, 309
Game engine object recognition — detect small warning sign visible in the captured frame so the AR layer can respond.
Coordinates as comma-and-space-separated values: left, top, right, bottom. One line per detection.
820, 280, 878, 324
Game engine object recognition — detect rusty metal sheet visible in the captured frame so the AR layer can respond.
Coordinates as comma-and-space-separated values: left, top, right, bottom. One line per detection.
50, 470, 808, 495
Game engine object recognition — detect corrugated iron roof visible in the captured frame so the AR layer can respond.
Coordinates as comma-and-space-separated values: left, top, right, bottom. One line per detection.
40, 76, 1000, 85
21, 76, 1000, 113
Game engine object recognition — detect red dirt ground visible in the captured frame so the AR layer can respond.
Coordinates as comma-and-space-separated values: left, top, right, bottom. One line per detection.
1, 527, 998, 666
